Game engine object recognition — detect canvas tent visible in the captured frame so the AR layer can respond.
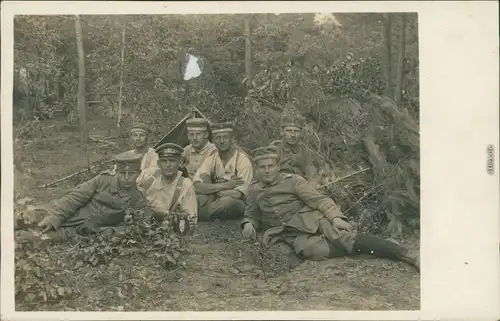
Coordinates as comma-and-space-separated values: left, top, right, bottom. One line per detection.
154, 107, 212, 148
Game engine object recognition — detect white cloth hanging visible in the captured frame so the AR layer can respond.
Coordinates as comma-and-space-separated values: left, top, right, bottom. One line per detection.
183, 54, 202, 81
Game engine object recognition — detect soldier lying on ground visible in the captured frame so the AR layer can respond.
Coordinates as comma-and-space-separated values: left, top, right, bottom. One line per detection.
240, 145, 420, 271
137, 143, 198, 234
272, 113, 317, 184
181, 118, 217, 180
16, 152, 154, 243
193, 122, 254, 221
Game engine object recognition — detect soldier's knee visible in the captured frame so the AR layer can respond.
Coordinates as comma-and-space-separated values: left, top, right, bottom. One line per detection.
218, 196, 244, 211
196, 195, 213, 208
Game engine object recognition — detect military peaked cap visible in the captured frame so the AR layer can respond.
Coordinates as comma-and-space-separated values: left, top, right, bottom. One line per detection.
252, 145, 280, 162
211, 121, 234, 134
155, 143, 184, 159
114, 151, 143, 171
130, 122, 152, 134
281, 114, 305, 129
186, 118, 210, 131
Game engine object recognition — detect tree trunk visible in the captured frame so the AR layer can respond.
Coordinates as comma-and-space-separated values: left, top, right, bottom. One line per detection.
244, 15, 253, 90
75, 15, 88, 144
394, 14, 407, 105
384, 14, 393, 98
117, 25, 127, 127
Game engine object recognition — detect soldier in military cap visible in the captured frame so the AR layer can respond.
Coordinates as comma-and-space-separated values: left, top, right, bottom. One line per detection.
241, 145, 420, 271
20, 151, 154, 243
272, 113, 316, 181
127, 122, 159, 182
138, 143, 197, 234
181, 118, 217, 179
193, 121, 254, 221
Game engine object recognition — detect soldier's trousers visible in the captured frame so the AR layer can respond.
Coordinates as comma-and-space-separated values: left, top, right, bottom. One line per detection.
280, 228, 416, 267
197, 194, 245, 222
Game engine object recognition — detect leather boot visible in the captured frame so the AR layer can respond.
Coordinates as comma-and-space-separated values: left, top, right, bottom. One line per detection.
353, 234, 420, 272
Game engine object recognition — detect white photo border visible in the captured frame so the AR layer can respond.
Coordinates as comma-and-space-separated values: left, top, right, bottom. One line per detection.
2, 1, 499, 320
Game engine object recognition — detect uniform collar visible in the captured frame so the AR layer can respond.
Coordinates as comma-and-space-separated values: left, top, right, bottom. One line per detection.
110, 176, 139, 195
159, 171, 182, 187
110, 176, 120, 194
218, 145, 237, 161
281, 141, 300, 153
261, 173, 283, 187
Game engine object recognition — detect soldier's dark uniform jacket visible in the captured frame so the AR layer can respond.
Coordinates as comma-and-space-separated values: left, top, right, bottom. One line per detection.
241, 173, 355, 255
41, 171, 151, 231
271, 140, 315, 180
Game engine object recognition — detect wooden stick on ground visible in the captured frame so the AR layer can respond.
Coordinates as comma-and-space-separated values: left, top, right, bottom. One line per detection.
318, 167, 371, 189
38, 159, 115, 188
89, 135, 119, 147
343, 158, 404, 215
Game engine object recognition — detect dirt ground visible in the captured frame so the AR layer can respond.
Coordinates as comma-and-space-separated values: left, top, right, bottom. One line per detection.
13, 116, 420, 311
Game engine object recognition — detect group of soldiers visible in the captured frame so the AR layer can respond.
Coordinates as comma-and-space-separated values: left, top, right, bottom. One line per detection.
18, 112, 420, 271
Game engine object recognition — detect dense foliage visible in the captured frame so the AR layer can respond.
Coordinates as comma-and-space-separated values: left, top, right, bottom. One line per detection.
15, 207, 191, 307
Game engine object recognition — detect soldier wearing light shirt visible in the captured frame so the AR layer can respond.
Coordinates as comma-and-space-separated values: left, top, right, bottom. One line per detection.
128, 122, 159, 171
193, 122, 254, 221
181, 118, 217, 179
138, 143, 198, 234
113, 122, 159, 183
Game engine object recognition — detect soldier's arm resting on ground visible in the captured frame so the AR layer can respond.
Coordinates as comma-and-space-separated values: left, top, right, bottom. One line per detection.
292, 175, 347, 222
40, 175, 101, 230
240, 184, 262, 231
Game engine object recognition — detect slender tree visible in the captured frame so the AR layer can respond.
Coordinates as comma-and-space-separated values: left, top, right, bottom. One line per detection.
117, 23, 127, 127
394, 14, 407, 105
383, 14, 393, 98
244, 15, 253, 90
75, 15, 88, 144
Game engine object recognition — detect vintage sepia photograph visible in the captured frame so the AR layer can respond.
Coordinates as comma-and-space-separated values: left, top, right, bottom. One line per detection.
4, 2, 500, 319
10, 11, 422, 312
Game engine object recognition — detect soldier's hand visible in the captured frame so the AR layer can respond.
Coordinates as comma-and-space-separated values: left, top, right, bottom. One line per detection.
37, 218, 55, 234
176, 210, 190, 218
151, 205, 168, 222
76, 221, 98, 235
241, 223, 256, 240
332, 217, 352, 233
